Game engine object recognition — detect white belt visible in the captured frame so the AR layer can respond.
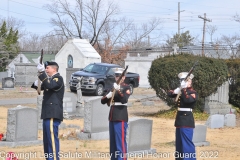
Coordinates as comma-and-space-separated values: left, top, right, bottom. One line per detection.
178, 108, 192, 112
114, 102, 127, 106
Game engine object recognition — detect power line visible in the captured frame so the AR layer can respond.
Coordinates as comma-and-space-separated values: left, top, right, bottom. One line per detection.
0, 7, 49, 20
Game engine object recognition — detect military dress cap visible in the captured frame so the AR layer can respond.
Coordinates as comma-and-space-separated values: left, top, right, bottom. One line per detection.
178, 72, 194, 80
44, 61, 59, 68
113, 68, 124, 77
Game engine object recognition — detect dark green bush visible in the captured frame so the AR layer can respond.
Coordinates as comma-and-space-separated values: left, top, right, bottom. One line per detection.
225, 59, 240, 108
148, 54, 228, 111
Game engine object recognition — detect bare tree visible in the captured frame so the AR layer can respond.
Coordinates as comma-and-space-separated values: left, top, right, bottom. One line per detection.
20, 32, 67, 52
44, 0, 119, 46
233, 13, 240, 23
219, 35, 240, 59
206, 25, 217, 42
125, 17, 163, 48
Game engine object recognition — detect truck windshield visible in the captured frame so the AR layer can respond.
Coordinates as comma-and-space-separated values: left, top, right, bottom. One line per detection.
83, 64, 109, 74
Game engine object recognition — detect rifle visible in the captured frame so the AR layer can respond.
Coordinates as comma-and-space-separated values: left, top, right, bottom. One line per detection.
37, 49, 44, 95
107, 65, 129, 106
175, 61, 198, 102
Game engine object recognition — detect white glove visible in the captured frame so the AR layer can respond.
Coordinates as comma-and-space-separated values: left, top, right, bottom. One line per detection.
113, 83, 120, 90
173, 87, 180, 94
37, 63, 45, 72
106, 91, 113, 99
34, 80, 41, 86
181, 81, 187, 88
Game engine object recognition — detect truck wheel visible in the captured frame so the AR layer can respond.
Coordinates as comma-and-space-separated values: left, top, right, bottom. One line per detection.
129, 83, 134, 95
95, 84, 104, 96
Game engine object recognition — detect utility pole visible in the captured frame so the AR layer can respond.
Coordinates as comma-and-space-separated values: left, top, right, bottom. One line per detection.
198, 13, 211, 56
178, 2, 185, 35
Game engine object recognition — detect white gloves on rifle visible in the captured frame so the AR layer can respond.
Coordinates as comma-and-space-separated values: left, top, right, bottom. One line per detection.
181, 81, 187, 88
34, 80, 41, 86
173, 87, 180, 94
37, 63, 45, 72
113, 83, 120, 90
106, 91, 113, 99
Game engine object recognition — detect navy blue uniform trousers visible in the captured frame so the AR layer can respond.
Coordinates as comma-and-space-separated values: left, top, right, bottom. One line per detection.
43, 118, 61, 160
109, 121, 128, 160
175, 128, 196, 160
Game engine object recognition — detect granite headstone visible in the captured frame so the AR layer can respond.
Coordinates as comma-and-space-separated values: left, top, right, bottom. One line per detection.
224, 114, 236, 127
192, 125, 210, 146
127, 117, 155, 153
205, 114, 224, 129
78, 96, 109, 140
2, 77, 14, 89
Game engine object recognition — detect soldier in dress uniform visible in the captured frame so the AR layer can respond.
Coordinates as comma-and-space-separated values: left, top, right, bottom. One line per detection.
168, 72, 198, 160
31, 61, 64, 160
101, 68, 131, 160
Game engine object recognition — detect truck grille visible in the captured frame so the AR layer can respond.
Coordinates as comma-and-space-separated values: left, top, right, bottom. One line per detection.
72, 76, 89, 85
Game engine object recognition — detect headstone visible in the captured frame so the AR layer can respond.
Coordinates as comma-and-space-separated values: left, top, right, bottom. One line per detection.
172, 43, 179, 54
205, 114, 224, 129
6, 106, 38, 141
127, 117, 156, 153
76, 76, 84, 117
78, 97, 109, 140
224, 114, 236, 127
2, 77, 14, 89
66, 68, 81, 88
192, 125, 210, 146
63, 92, 77, 114
15, 63, 37, 86
204, 81, 235, 115
0, 105, 42, 147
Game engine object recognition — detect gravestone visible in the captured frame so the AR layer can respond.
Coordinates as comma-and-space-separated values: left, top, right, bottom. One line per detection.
63, 92, 77, 114
15, 63, 37, 86
205, 114, 224, 129
66, 68, 81, 88
78, 96, 110, 140
127, 117, 156, 153
172, 43, 179, 54
0, 105, 42, 147
224, 114, 236, 127
76, 76, 84, 117
192, 125, 210, 146
2, 77, 14, 89
204, 81, 235, 115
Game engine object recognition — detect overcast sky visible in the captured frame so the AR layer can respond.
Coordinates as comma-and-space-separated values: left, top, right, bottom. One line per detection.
0, 0, 240, 44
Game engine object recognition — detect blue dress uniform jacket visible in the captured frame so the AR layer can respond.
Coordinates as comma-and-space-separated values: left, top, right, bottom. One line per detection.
101, 83, 130, 122
32, 72, 64, 121
168, 87, 198, 128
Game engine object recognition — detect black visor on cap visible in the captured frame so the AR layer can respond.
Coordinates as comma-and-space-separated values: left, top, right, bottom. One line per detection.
115, 73, 121, 77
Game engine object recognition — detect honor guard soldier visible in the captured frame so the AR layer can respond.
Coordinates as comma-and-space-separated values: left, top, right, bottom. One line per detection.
31, 61, 64, 160
101, 68, 131, 160
168, 72, 198, 160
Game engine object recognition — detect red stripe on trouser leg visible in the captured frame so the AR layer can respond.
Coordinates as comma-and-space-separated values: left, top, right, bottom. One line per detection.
122, 121, 126, 160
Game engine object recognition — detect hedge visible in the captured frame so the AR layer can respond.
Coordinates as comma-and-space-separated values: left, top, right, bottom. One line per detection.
148, 54, 228, 111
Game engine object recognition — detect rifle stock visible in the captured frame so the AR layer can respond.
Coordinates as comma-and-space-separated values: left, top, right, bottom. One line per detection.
37, 49, 44, 95
107, 65, 129, 106
175, 61, 198, 102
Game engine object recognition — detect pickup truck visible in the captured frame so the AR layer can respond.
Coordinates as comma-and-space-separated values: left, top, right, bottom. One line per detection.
69, 63, 139, 96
